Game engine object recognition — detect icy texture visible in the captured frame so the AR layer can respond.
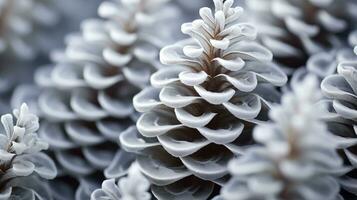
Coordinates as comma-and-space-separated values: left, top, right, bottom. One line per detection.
220, 76, 346, 200
122, 0, 287, 199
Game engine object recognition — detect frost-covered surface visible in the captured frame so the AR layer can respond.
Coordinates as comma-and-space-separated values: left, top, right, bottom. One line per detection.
0, 103, 57, 200
245, 0, 357, 73
321, 46, 357, 198
91, 162, 151, 200
219, 76, 346, 200
122, 0, 287, 199
34, 0, 178, 199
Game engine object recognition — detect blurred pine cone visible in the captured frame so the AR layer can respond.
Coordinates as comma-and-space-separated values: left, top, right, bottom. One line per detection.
0, 0, 58, 59
0, 0, 59, 116
321, 45, 357, 198
245, 0, 357, 73
34, 0, 178, 199
122, 0, 287, 199
219, 76, 346, 200
305, 30, 357, 79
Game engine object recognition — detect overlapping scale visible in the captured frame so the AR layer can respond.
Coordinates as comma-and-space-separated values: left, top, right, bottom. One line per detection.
297, 31, 357, 82
34, 0, 177, 199
121, 0, 287, 199
245, 0, 357, 73
321, 47, 357, 198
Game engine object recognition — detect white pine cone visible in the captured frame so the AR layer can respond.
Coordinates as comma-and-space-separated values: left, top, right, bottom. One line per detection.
91, 162, 151, 200
219, 75, 346, 200
321, 45, 357, 198
0, 0, 58, 59
245, 0, 357, 73
0, 103, 57, 200
34, 0, 177, 199
121, 0, 287, 199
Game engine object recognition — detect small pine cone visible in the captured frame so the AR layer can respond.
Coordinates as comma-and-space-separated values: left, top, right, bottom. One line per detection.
219, 76, 346, 200
245, 0, 357, 73
0, 103, 57, 199
35, 0, 177, 199
91, 162, 151, 200
122, 0, 287, 199
0, 0, 58, 59
321, 45, 357, 198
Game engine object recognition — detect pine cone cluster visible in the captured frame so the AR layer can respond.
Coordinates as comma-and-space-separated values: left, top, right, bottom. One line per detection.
0, 103, 57, 199
2, 0, 357, 199
34, 0, 177, 199
122, 0, 287, 199
246, 0, 357, 73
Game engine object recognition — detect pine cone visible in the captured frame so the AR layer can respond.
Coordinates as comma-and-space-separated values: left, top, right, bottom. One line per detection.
35, 0, 177, 199
306, 30, 357, 79
121, 0, 287, 199
321, 45, 357, 198
0, 103, 57, 199
0, 0, 58, 114
0, 0, 58, 59
219, 76, 345, 200
91, 162, 151, 200
245, 0, 357, 73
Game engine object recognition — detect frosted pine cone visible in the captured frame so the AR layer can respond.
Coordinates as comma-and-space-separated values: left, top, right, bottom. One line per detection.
0, 103, 57, 199
122, 0, 287, 199
0, 0, 58, 59
35, 0, 177, 199
91, 162, 151, 200
245, 0, 357, 73
321, 46, 357, 198
219, 76, 346, 200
